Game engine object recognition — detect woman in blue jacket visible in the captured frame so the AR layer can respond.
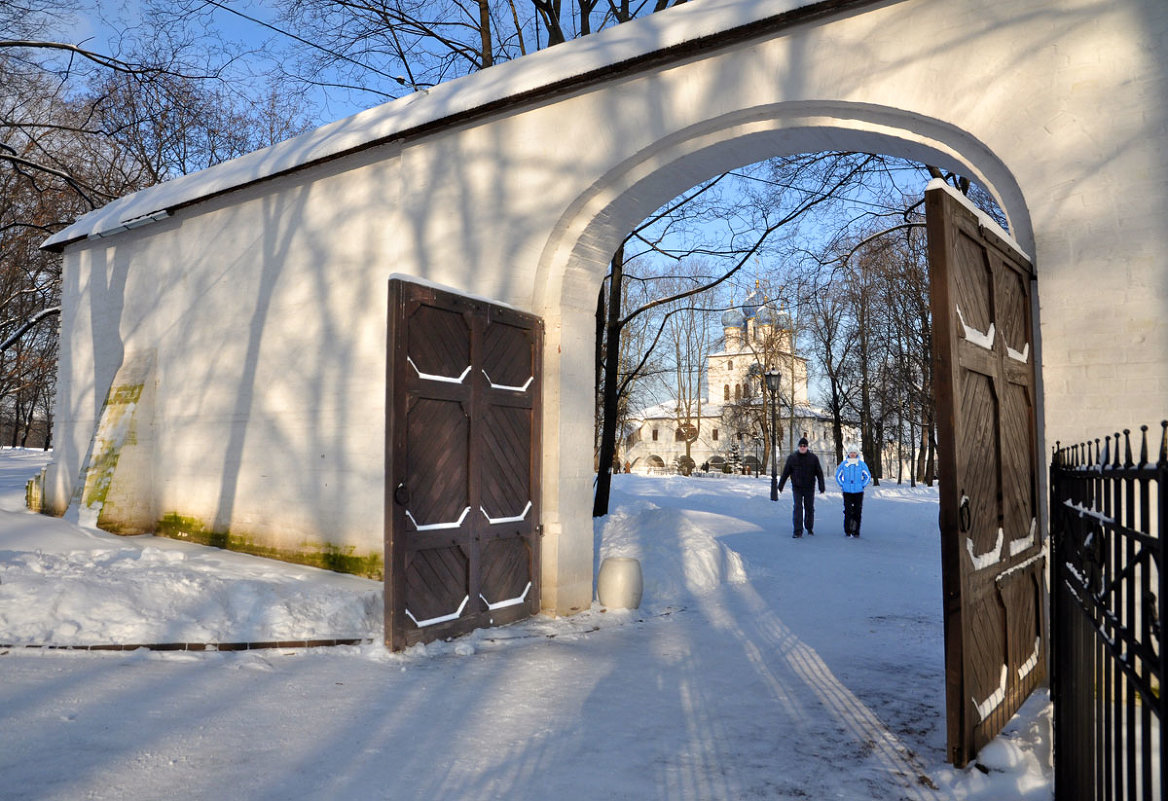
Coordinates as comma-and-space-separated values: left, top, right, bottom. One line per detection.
834, 446, 872, 537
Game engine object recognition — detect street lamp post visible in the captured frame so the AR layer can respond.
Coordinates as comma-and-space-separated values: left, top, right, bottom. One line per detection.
765, 370, 781, 501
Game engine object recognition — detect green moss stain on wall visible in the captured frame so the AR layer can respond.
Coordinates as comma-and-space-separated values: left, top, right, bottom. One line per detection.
108, 384, 143, 405
155, 513, 384, 579
81, 382, 144, 513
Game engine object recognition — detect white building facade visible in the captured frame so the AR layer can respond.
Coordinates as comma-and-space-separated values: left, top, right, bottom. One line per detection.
625, 294, 847, 475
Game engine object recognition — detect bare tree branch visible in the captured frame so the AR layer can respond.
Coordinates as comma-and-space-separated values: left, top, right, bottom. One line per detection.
1, 307, 60, 352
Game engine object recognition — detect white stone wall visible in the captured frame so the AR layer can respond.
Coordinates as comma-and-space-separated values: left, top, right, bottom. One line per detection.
47, 0, 1168, 615
50, 153, 403, 564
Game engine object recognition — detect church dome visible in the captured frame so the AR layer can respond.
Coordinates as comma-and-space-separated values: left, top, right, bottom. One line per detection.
721, 307, 746, 328
740, 288, 761, 322
755, 304, 780, 326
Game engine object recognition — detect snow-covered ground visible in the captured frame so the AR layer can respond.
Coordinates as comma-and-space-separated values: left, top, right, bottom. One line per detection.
0, 447, 1052, 800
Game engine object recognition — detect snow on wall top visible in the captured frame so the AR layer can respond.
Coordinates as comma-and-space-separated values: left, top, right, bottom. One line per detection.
43, 0, 842, 251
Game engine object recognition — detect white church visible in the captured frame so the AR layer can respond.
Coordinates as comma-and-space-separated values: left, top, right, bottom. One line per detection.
623, 291, 846, 475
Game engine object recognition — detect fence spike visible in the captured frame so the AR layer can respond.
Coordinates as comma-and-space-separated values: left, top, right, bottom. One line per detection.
1159, 420, 1167, 467
1096, 438, 1103, 468
1123, 429, 1134, 468
1101, 435, 1111, 470
1112, 432, 1122, 468
1138, 426, 1149, 468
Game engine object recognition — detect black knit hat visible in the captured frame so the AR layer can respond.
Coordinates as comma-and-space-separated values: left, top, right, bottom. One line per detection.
798, 437, 808, 447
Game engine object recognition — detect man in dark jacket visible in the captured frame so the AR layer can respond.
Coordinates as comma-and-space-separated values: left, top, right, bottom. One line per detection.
777, 436, 825, 538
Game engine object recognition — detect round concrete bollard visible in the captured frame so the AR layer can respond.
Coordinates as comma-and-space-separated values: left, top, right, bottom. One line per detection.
597, 556, 643, 609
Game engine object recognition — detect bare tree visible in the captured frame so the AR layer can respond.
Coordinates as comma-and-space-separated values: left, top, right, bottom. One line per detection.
593, 154, 881, 515
272, 0, 686, 103
880, 217, 934, 485
656, 261, 720, 475
0, 3, 311, 450
805, 278, 856, 464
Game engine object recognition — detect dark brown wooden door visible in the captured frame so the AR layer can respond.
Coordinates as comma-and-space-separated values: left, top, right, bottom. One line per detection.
927, 185, 1047, 767
386, 279, 542, 650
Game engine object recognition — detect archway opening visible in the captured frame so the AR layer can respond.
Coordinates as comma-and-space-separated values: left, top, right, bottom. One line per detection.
555, 112, 1036, 772
597, 147, 1012, 506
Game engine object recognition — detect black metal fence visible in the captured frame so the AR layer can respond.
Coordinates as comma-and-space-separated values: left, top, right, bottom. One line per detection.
1050, 422, 1165, 801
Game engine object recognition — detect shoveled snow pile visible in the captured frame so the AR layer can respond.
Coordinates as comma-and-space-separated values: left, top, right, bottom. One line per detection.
0, 540, 381, 646
0, 449, 381, 646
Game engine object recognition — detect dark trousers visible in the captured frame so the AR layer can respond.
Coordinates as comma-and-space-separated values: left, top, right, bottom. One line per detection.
792, 486, 815, 535
842, 491, 864, 535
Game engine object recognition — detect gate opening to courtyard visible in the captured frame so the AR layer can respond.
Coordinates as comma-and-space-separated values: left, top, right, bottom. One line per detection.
591, 148, 1045, 768
596, 151, 977, 502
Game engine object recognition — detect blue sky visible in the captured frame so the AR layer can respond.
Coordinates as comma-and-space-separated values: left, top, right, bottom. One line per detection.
66, 0, 374, 123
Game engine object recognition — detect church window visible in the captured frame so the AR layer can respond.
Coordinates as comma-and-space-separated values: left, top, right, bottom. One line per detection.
652, 429, 658, 442
723, 385, 730, 401
728, 359, 733, 369
734, 384, 741, 401
712, 429, 719, 441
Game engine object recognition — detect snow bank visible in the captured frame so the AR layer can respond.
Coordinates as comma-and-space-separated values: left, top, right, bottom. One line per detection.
595, 497, 749, 609
0, 541, 381, 646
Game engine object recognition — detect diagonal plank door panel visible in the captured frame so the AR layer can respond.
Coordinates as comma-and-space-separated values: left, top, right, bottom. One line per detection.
927, 184, 1047, 767
387, 279, 542, 650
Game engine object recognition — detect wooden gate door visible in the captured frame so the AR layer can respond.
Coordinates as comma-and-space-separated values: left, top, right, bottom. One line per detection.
386, 278, 542, 650
926, 184, 1047, 767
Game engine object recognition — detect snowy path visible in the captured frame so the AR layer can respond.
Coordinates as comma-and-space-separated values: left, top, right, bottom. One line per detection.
0, 451, 1052, 800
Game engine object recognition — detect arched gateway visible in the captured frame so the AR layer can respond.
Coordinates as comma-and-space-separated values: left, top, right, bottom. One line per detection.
40, 0, 1166, 767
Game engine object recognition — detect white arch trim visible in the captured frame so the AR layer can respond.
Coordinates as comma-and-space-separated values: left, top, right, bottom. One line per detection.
536, 101, 1033, 317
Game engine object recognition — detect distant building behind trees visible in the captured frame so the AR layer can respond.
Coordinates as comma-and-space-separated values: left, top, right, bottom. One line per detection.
623, 289, 852, 475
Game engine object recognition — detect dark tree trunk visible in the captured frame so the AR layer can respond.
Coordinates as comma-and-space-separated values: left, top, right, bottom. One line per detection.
593, 245, 625, 517
594, 283, 605, 468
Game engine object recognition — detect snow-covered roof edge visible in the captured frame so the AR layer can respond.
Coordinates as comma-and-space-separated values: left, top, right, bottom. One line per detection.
925, 178, 1031, 263
43, 0, 878, 251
